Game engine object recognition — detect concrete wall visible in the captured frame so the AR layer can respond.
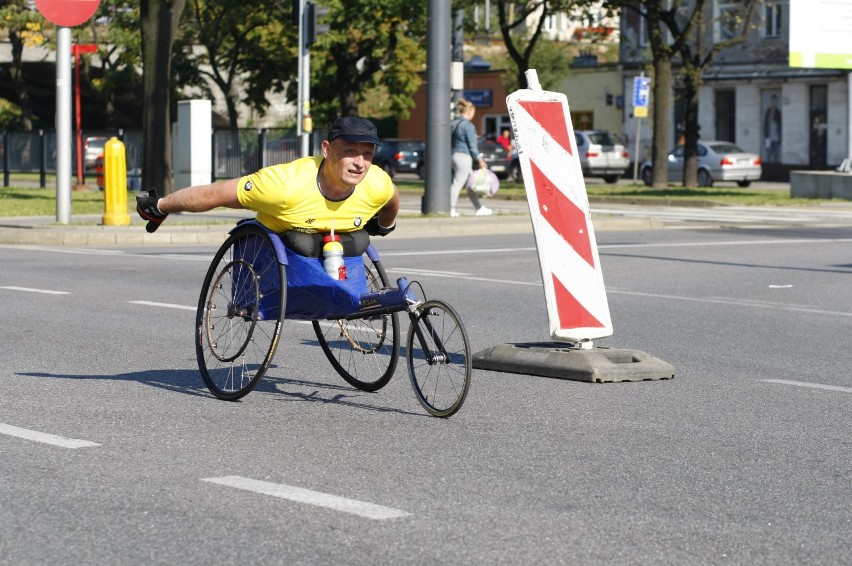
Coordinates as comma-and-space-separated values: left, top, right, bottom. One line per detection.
791, 171, 852, 199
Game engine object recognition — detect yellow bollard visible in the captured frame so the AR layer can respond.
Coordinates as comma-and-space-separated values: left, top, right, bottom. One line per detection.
102, 136, 131, 226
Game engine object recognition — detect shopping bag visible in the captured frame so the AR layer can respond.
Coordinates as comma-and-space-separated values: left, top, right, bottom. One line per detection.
465, 168, 500, 198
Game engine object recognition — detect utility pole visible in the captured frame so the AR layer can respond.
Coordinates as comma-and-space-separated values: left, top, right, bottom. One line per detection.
423, 0, 452, 214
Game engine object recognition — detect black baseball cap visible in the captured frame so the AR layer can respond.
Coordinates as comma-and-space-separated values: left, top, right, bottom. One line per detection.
327, 116, 382, 146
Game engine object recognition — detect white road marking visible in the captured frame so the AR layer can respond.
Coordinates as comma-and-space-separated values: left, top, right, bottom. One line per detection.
761, 379, 852, 394
0, 423, 100, 448
129, 300, 195, 311
202, 476, 410, 520
0, 286, 69, 295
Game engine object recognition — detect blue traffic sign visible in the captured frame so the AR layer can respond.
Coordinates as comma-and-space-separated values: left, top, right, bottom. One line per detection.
633, 76, 651, 108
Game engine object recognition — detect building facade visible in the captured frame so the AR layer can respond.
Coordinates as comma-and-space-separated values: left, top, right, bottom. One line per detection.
620, 0, 849, 180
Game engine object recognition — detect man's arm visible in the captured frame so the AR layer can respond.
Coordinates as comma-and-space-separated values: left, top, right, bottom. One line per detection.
157, 178, 243, 214
365, 184, 400, 237
376, 184, 400, 229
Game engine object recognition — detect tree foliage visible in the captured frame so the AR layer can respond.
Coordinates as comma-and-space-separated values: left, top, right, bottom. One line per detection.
78, 0, 145, 128
490, 0, 597, 90
178, 0, 297, 129
309, 0, 427, 123
0, 0, 47, 130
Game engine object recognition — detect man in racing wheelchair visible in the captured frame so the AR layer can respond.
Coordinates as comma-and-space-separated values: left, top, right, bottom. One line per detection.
136, 116, 400, 253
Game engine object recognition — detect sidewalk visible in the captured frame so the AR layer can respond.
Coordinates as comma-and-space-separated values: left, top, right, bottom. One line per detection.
0, 194, 663, 247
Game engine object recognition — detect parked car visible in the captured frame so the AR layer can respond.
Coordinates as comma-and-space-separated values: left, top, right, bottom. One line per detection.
373, 138, 424, 179
640, 140, 762, 187
575, 130, 630, 183
84, 136, 108, 170
415, 137, 509, 180
478, 137, 509, 179
508, 130, 630, 184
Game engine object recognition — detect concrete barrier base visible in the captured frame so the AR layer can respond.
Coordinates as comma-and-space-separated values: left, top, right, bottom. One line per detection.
790, 170, 852, 199
473, 342, 675, 383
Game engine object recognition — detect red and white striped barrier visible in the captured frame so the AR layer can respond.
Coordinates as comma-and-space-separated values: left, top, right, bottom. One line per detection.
507, 71, 612, 347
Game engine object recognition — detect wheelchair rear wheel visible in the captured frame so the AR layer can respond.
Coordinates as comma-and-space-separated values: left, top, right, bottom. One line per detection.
312, 256, 400, 392
196, 224, 285, 400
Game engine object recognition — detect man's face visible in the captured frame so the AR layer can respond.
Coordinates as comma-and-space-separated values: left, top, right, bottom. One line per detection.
322, 138, 376, 187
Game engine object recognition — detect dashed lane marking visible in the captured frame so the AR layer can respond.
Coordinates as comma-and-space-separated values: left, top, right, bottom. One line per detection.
0, 423, 100, 448
202, 476, 410, 520
0, 286, 69, 295
761, 379, 852, 394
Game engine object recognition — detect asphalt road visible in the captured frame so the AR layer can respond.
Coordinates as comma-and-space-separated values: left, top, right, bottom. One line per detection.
1, 225, 851, 565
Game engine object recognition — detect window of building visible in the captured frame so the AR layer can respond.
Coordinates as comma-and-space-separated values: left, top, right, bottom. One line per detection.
763, 2, 782, 38
571, 111, 594, 131
716, 0, 740, 41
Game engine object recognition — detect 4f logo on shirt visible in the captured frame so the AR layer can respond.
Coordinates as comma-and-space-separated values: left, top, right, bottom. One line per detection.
306, 218, 315, 224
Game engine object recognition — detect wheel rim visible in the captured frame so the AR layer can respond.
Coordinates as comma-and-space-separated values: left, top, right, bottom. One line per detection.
205, 259, 259, 363
407, 301, 471, 417
313, 257, 399, 392
197, 228, 284, 400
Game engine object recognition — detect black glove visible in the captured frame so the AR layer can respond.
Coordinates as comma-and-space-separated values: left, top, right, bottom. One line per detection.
136, 188, 167, 233
364, 215, 395, 237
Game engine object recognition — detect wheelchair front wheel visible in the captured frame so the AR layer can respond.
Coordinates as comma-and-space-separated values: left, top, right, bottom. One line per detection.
196, 225, 285, 400
406, 300, 471, 417
312, 256, 400, 392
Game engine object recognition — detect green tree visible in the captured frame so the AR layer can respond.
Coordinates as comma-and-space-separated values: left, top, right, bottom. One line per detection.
179, 0, 297, 129
492, 0, 596, 90
606, 0, 685, 189
670, 0, 759, 187
141, 0, 186, 195
79, 0, 145, 128
0, 0, 46, 131
309, 0, 428, 122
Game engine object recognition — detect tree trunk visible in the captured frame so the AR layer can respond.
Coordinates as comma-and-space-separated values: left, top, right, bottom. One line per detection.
8, 30, 33, 131
141, 0, 186, 195
681, 70, 701, 187
651, 57, 671, 189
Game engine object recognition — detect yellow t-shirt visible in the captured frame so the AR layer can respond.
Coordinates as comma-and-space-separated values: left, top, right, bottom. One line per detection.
236, 156, 394, 233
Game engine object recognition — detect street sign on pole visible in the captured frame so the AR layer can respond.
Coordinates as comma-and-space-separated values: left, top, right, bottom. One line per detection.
35, 0, 101, 223
632, 76, 651, 118
35, 0, 100, 27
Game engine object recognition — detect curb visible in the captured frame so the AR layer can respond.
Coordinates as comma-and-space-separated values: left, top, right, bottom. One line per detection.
0, 212, 662, 247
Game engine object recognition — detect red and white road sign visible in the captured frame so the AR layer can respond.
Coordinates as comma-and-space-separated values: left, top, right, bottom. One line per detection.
507, 76, 613, 343
35, 0, 100, 28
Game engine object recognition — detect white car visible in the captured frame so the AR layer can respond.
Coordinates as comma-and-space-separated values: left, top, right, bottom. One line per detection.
575, 130, 630, 184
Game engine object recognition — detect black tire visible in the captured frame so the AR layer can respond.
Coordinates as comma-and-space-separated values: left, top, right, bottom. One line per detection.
697, 169, 714, 187
406, 300, 471, 418
603, 175, 619, 184
641, 167, 653, 187
313, 256, 400, 392
381, 162, 395, 179
510, 161, 523, 183
196, 225, 285, 401
736, 180, 751, 187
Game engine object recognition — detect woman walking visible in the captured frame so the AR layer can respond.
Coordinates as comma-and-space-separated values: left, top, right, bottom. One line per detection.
450, 98, 492, 217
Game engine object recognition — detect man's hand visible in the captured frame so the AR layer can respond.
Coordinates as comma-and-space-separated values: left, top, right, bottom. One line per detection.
136, 188, 167, 233
364, 215, 395, 237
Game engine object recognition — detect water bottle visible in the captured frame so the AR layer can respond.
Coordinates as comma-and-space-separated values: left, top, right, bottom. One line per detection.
322, 234, 346, 280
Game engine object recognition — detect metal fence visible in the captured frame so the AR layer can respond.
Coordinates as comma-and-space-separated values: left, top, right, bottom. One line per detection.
1, 128, 327, 188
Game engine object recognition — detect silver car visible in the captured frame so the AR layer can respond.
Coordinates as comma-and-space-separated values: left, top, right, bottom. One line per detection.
507, 130, 629, 184
640, 141, 762, 187
576, 130, 630, 184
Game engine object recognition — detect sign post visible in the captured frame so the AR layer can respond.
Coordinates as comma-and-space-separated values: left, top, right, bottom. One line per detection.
631, 75, 650, 184
72, 43, 97, 188
35, 0, 101, 223
472, 69, 674, 383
